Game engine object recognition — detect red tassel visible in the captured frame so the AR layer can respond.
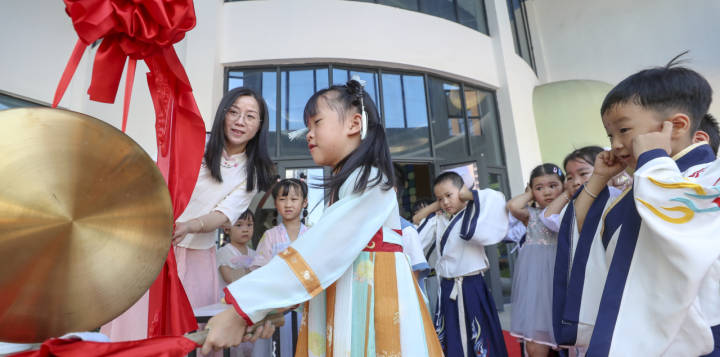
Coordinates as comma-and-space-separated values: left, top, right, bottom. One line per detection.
122, 58, 136, 133
52, 39, 86, 108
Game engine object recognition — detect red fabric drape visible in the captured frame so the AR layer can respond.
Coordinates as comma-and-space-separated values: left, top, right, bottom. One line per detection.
11, 336, 198, 357
53, 0, 206, 337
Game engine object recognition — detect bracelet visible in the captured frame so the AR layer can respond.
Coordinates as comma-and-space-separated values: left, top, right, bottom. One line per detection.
196, 218, 205, 232
583, 186, 598, 199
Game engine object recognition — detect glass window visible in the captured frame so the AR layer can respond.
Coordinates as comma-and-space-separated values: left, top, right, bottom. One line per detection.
466, 87, 504, 166
0, 93, 41, 110
419, 0, 456, 22
507, 0, 535, 70
348, 0, 488, 35
381, 73, 430, 157
227, 69, 278, 156
456, 0, 488, 33
428, 77, 467, 159
280, 68, 328, 157
378, 0, 418, 11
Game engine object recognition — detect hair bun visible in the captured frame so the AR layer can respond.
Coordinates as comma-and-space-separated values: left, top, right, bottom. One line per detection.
345, 79, 364, 98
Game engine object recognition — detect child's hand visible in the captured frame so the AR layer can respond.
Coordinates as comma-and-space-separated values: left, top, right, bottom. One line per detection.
201, 307, 248, 354
633, 120, 673, 159
593, 151, 626, 180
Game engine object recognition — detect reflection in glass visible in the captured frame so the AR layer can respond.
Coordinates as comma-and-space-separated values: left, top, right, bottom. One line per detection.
428, 77, 467, 159
378, 0, 418, 11
280, 68, 328, 156
507, 0, 535, 70
381, 73, 430, 157
419, 0, 456, 22
456, 0, 488, 33
285, 167, 325, 227
227, 69, 277, 156
466, 87, 504, 166
0, 93, 40, 110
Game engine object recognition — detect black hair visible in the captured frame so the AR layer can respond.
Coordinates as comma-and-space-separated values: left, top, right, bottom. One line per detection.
303, 80, 394, 201
529, 163, 564, 187
236, 209, 255, 223
433, 171, 465, 190
699, 113, 720, 155
600, 52, 713, 134
412, 199, 432, 216
271, 178, 308, 200
271, 178, 309, 224
562, 146, 604, 172
205, 87, 275, 191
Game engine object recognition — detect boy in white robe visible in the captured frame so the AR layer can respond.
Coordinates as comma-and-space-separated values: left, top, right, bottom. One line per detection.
415, 171, 509, 357
554, 60, 720, 356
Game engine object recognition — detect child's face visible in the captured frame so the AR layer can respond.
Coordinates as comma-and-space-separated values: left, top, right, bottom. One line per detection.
565, 159, 594, 195
531, 174, 563, 208
602, 103, 691, 169
224, 95, 261, 153
228, 217, 253, 245
433, 181, 466, 216
305, 96, 361, 167
275, 186, 307, 222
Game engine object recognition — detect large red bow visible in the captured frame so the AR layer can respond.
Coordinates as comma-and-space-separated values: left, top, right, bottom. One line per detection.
53, 0, 206, 338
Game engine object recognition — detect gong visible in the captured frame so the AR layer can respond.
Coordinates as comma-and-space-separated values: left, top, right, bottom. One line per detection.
0, 108, 174, 343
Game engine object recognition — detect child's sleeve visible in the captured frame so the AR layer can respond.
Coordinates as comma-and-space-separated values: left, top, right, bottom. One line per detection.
459, 189, 509, 246
403, 227, 430, 273
626, 150, 720, 351
223, 183, 397, 326
416, 213, 437, 252
249, 232, 273, 270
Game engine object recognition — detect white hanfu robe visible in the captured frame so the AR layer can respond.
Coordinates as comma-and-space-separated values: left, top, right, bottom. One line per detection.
416, 189, 509, 357
554, 143, 720, 356
224, 168, 442, 357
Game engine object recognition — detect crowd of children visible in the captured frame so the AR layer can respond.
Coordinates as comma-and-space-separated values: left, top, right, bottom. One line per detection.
97, 57, 719, 357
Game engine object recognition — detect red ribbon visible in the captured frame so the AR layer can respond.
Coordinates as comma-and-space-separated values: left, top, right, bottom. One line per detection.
53, 0, 206, 337
11, 336, 198, 357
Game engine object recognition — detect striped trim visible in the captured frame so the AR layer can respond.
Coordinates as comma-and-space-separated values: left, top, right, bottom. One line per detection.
295, 301, 310, 357
278, 247, 323, 297
374, 253, 402, 356
326, 283, 336, 356
411, 265, 444, 356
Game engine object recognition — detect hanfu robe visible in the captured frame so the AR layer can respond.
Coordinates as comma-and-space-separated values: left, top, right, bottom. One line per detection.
553, 143, 720, 356
417, 189, 509, 357
224, 168, 442, 357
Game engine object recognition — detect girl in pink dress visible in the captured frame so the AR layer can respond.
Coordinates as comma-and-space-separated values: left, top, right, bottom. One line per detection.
250, 178, 309, 357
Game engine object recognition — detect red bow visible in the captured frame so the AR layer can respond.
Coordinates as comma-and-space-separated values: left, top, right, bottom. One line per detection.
53, 0, 206, 338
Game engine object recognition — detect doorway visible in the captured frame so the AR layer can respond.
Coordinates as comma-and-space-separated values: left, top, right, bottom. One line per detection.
393, 162, 434, 220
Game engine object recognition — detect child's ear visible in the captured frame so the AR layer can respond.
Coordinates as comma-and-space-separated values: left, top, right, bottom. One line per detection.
693, 130, 710, 144
303, 199, 308, 208
346, 112, 363, 136
667, 113, 691, 137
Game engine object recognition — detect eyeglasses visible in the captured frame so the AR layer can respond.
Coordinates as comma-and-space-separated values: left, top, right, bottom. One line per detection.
225, 107, 261, 126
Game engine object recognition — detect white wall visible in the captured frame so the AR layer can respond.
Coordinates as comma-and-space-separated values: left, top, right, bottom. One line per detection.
0, 0, 541, 192
220, 0, 500, 88
486, 0, 542, 194
529, 0, 720, 115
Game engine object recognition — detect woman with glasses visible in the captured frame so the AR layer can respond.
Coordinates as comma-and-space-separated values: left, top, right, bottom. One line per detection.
101, 87, 274, 342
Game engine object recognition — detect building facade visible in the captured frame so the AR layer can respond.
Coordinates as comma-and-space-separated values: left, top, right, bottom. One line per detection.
2, 0, 719, 309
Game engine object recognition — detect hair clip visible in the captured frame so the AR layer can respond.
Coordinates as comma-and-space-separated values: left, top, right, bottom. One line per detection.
351, 75, 368, 140
288, 127, 309, 141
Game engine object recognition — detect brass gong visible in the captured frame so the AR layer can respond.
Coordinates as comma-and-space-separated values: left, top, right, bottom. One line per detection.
0, 108, 174, 343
